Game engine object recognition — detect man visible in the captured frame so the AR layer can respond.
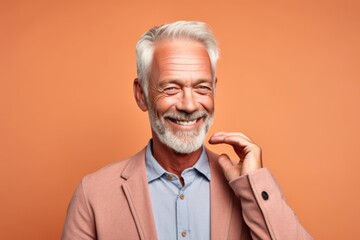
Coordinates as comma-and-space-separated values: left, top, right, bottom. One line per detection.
62, 21, 312, 240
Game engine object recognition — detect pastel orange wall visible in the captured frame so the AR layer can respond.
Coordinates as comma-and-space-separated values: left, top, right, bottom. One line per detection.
1, 0, 359, 239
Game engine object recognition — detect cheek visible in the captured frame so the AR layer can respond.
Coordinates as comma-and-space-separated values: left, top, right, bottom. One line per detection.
198, 95, 215, 112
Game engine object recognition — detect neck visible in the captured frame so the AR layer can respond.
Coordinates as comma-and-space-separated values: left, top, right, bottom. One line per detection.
151, 134, 203, 177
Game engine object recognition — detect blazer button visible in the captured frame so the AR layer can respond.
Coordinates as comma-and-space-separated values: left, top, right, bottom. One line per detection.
261, 191, 269, 200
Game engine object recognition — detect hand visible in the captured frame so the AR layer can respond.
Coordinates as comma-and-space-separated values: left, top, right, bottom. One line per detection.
208, 132, 263, 182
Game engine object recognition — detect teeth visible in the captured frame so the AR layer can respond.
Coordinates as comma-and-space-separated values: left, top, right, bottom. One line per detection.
175, 120, 197, 125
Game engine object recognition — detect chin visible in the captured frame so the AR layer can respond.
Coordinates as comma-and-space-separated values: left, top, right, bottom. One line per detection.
156, 127, 207, 154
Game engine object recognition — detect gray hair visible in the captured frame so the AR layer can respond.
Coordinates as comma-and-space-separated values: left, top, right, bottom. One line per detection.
136, 21, 219, 98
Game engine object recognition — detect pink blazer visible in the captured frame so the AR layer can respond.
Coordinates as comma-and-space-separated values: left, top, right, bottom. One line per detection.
62, 148, 312, 239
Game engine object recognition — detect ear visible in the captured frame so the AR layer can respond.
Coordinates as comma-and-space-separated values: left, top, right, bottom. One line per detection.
213, 77, 218, 95
133, 78, 148, 112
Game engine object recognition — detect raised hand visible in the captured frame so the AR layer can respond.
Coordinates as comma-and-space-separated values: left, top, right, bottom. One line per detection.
208, 132, 263, 182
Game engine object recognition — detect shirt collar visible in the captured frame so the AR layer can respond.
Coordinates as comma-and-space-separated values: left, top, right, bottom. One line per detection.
145, 140, 211, 183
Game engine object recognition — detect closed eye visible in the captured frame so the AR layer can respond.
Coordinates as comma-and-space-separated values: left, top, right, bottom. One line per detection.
195, 85, 212, 94
163, 86, 180, 95
198, 85, 210, 89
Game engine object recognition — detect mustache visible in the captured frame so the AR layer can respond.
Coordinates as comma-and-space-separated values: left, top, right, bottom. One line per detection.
163, 110, 208, 121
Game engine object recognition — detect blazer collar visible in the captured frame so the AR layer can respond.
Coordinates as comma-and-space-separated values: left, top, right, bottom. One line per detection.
120, 148, 158, 240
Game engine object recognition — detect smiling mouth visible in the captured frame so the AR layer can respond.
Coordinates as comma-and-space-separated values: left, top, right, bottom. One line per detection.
168, 118, 199, 126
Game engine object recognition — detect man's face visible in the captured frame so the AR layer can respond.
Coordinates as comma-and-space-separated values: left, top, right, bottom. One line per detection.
146, 38, 215, 154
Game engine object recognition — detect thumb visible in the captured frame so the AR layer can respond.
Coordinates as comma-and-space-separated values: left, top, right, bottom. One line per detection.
218, 154, 241, 182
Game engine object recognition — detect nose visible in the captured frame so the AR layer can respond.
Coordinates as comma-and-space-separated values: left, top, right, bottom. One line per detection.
176, 88, 198, 113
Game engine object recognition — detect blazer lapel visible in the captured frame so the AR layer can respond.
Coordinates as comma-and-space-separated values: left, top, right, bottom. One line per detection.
208, 149, 235, 240
121, 149, 158, 240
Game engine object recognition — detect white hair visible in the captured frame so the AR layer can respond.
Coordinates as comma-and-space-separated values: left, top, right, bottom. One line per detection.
136, 20, 219, 98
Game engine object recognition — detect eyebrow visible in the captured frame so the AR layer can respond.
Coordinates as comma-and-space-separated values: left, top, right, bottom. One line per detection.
160, 78, 213, 86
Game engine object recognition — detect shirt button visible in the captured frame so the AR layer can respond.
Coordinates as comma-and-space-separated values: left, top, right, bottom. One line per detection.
179, 194, 185, 200
261, 191, 269, 200
167, 174, 174, 180
181, 231, 187, 237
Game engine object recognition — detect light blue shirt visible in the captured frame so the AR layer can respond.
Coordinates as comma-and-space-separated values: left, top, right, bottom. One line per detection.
145, 141, 211, 240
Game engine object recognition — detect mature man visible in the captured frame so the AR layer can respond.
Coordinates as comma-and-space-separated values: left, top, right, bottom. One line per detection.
62, 21, 312, 240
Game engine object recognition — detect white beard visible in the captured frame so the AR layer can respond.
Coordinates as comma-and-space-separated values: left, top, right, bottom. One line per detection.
148, 106, 214, 154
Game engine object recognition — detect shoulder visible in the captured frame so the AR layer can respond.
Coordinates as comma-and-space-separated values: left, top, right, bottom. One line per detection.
79, 148, 146, 197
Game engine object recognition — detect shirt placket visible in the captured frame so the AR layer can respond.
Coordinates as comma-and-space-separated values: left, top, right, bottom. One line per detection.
176, 187, 189, 239
176, 170, 197, 240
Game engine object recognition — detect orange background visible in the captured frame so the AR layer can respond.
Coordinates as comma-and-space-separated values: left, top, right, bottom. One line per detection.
1, 0, 359, 239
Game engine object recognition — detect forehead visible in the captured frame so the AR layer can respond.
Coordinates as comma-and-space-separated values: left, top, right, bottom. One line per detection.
152, 38, 212, 73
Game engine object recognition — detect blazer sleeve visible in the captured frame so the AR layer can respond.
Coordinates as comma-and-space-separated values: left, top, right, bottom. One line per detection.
62, 180, 96, 240
229, 168, 312, 240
